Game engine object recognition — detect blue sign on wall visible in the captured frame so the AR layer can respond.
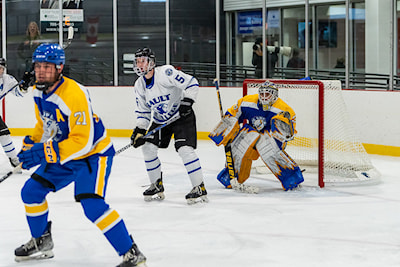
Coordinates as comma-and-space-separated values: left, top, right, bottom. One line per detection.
238, 11, 262, 34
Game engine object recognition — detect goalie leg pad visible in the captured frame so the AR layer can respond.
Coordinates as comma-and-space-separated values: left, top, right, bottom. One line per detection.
256, 132, 304, 190
231, 124, 260, 184
209, 115, 239, 146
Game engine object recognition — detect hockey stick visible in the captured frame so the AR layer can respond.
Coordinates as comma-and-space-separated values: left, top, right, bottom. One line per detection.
213, 79, 237, 182
0, 163, 22, 184
115, 115, 181, 156
62, 26, 74, 49
213, 78, 259, 194
0, 80, 24, 102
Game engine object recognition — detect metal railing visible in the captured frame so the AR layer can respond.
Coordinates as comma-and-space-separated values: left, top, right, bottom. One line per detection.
78, 57, 400, 90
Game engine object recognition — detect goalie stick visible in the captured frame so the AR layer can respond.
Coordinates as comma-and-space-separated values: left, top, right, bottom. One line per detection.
115, 115, 180, 156
213, 78, 259, 194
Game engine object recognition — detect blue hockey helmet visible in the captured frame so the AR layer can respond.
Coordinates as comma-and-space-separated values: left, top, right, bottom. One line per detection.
32, 43, 65, 67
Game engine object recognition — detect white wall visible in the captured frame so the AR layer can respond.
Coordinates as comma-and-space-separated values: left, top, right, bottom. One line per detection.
2, 85, 400, 148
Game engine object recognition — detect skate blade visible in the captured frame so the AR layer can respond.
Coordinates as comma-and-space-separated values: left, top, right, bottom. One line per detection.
137, 260, 148, 267
15, 250, 54, 262
186, 195, 209, 205
144, 192, 165, 202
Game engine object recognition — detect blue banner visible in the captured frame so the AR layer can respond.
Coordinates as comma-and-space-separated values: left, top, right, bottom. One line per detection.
238, 11, 262, 34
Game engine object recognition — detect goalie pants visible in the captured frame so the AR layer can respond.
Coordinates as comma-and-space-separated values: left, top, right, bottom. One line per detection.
20, 154, 134, 256
141, 112, 204, 187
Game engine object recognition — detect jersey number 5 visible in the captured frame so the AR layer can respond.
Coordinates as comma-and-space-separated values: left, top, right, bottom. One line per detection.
175, 74, 185, 83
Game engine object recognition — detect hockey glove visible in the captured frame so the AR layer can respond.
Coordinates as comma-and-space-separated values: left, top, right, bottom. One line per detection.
179, 97, 194, 118
131, 127, 147, 148
18, 140, 59, 170
19, 71, 35, 93
270, 111, 294, 142
21, 135, 35, 151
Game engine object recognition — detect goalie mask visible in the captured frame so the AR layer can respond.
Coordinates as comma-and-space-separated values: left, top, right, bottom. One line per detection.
258, 82, 278, 111
32, 43, 65, 91
133, 47, 156, 76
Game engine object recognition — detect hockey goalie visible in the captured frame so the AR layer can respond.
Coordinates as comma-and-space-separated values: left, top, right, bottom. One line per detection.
209, 81, 304, 193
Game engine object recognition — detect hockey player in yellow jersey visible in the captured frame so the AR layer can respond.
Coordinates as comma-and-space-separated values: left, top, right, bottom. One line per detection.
15, 44, 147, 267
209, 81, 304, 193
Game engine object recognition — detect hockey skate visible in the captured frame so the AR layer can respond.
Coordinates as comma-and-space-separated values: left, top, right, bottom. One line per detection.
185, 182, 209, 204
15, 221, 54, 262
117, 242, 147, 267
9, 157, 22, 174
143, 177, 165, 201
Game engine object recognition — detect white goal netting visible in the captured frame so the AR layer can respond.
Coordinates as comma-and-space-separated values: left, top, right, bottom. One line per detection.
244, 79, 381, 187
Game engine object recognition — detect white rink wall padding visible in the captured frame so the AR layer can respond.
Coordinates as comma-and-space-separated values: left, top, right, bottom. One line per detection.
1, 83, 400, 156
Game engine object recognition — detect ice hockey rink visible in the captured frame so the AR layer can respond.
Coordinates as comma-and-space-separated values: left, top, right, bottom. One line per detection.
0, 137, 399, 267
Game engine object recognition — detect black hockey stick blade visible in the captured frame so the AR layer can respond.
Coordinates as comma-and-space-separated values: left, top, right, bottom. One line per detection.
0, 171, 13, 183
0, 164, 22, 184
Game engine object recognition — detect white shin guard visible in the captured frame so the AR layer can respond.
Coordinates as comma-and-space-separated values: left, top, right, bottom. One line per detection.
177, 146, 203, 187
0, 135, 18, 158
141, 142, 162, 183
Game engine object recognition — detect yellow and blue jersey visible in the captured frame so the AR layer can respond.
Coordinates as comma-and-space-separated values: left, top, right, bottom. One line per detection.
226, 94, 297, 135
31, 76, 114, 164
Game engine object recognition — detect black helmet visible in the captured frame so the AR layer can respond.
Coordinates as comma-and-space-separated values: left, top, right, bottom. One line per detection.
133, 47, 156, 76
0, 58, 6, 68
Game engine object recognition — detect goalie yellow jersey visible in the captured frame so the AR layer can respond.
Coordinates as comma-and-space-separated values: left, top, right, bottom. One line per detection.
226, 94, 297, 134
31, 76, 114, 164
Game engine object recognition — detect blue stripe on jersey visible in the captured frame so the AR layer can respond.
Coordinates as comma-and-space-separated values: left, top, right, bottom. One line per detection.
186, 83, 199, 89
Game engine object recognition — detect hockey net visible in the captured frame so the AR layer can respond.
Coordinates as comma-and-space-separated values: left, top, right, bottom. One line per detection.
243, 79, 380, 187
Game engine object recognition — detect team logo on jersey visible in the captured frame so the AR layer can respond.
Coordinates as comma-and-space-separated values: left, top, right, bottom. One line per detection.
251, 116, 267, 132
42, 111, 61, 141
165, 68, 173, 76
156, 103, 168, 114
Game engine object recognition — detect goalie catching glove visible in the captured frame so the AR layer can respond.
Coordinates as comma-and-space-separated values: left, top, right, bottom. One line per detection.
18, 140, 59, 169
270, 111, 295, 142
131, 127, 147, 148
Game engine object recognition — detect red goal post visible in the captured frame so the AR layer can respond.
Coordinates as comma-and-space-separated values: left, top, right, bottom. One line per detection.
243, 79, 380, 188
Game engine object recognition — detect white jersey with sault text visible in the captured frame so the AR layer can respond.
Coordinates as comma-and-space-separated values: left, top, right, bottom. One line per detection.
134, 65, 199, 129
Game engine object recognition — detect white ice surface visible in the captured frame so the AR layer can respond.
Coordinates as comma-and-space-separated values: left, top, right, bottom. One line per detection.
0, 137, 399, 267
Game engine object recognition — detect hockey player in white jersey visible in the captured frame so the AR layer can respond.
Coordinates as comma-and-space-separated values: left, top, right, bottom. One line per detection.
0, 58, 28, 169
131, 47, 208, 204
209, 81, 304, 192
